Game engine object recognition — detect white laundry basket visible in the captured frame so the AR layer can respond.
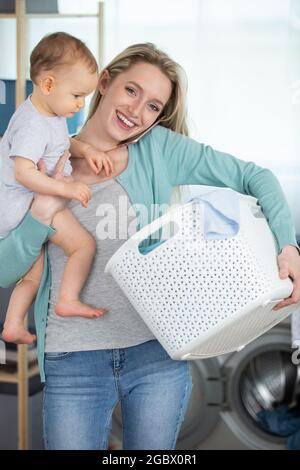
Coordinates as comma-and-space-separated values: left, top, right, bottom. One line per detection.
105, 194, 298, 360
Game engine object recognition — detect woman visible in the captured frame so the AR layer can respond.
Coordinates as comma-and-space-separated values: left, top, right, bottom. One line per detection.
3, 43, 300, 450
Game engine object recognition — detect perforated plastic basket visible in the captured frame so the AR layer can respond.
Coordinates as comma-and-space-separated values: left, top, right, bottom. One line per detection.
105, 193, 298, 360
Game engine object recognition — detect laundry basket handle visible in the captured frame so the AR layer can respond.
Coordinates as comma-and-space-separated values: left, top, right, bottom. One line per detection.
129, 203, 186, 247
105, 203, 188, 273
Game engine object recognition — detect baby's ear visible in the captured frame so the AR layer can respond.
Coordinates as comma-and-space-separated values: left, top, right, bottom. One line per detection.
40, 75, 55, 95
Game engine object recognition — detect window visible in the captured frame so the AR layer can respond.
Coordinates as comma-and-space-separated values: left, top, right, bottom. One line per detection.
103, 0, 300, 234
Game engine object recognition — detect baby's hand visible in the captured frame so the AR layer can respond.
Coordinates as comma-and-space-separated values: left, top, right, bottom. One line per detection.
61, 181, 92, 208
84, 146, 114, 176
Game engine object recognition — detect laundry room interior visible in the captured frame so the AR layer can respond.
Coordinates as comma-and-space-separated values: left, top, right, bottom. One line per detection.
0, 0, 300, 453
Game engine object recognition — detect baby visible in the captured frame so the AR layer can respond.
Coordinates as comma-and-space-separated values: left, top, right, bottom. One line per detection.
0, 32, 112, 344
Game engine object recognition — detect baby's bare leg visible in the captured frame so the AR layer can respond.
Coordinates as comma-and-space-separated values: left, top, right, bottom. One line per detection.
2, 249, 44, 344
50, 208, 107, 319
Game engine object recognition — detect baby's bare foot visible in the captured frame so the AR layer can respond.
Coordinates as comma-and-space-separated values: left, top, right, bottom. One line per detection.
55, 300, 107, 319
2, 322, 37, 345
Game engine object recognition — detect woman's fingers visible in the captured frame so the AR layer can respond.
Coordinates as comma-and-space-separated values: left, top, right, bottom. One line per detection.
278, 258, 290, 279
274, 298, 293, 310
273, 284, 299, 308
274, 246, 300, 310
273, 272, 300, 311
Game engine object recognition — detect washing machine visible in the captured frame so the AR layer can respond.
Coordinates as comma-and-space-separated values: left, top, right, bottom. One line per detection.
195, 323, 299, 450
110, 322, 300, 450
110, 187, 300, 450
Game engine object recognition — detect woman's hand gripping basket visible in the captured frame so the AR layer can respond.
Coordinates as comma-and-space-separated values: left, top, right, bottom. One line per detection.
105, 194, 298, 359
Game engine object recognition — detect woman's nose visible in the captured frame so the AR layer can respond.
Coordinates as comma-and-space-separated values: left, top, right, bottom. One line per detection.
128, 99, 143, 118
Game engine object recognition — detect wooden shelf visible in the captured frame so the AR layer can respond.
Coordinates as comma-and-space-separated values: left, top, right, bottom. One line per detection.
27, 363, 39, 378
0, 359, 38, 383
0, 13, 98, 19
0, 370, 18, 383
0, 13, 16, 19
0, 0, 105, 450
27, 13, 98, 19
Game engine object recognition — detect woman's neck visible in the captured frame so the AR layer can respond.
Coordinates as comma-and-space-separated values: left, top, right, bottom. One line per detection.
79, 112, 118, 152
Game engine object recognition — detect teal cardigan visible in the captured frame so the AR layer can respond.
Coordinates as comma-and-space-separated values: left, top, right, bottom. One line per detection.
34, 125, 298, 381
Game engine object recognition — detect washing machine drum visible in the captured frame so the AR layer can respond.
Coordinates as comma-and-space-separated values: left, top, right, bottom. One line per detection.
241, 350, 298, 420
221, 327, 300, 449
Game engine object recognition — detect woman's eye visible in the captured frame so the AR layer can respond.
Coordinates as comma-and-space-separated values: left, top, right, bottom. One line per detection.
73, 95, 79, 98
126, 87, 136, 96
149, 103, 160, 112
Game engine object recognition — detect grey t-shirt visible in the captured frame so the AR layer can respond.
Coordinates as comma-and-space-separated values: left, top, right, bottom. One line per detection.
0, 97, 71, 238
45, 178, 155, 352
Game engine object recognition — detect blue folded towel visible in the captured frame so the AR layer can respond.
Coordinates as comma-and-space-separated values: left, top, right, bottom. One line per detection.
181, 187, 240, 240
140, 187, 240, 254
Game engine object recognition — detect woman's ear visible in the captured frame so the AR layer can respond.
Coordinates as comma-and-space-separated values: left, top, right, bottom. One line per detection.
98, 69, 110, 95
39, 75, 55, 96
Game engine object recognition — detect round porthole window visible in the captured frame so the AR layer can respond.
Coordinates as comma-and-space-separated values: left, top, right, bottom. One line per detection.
220, 328, 300, 450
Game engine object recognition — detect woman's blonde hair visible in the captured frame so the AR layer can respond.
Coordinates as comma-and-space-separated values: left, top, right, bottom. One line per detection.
85, 43, 188, 136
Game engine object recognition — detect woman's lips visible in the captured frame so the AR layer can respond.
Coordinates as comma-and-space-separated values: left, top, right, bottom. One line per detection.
115, 110, 137, 131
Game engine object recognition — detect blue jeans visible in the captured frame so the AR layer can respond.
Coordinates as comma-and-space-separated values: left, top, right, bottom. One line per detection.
43, 340, 193, 450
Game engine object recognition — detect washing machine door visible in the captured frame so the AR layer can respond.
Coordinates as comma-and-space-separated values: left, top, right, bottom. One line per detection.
110, 357, 223, 450
219, 326, 299, 450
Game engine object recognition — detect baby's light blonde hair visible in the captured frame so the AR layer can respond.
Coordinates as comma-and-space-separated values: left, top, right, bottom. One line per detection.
86, 43, 188, 136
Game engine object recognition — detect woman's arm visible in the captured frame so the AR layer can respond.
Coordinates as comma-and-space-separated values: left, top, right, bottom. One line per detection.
154, 125, 300, 308
156, 126, 298, 252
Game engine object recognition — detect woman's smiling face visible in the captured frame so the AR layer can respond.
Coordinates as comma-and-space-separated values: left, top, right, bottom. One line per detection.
97, 62, 172, 144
